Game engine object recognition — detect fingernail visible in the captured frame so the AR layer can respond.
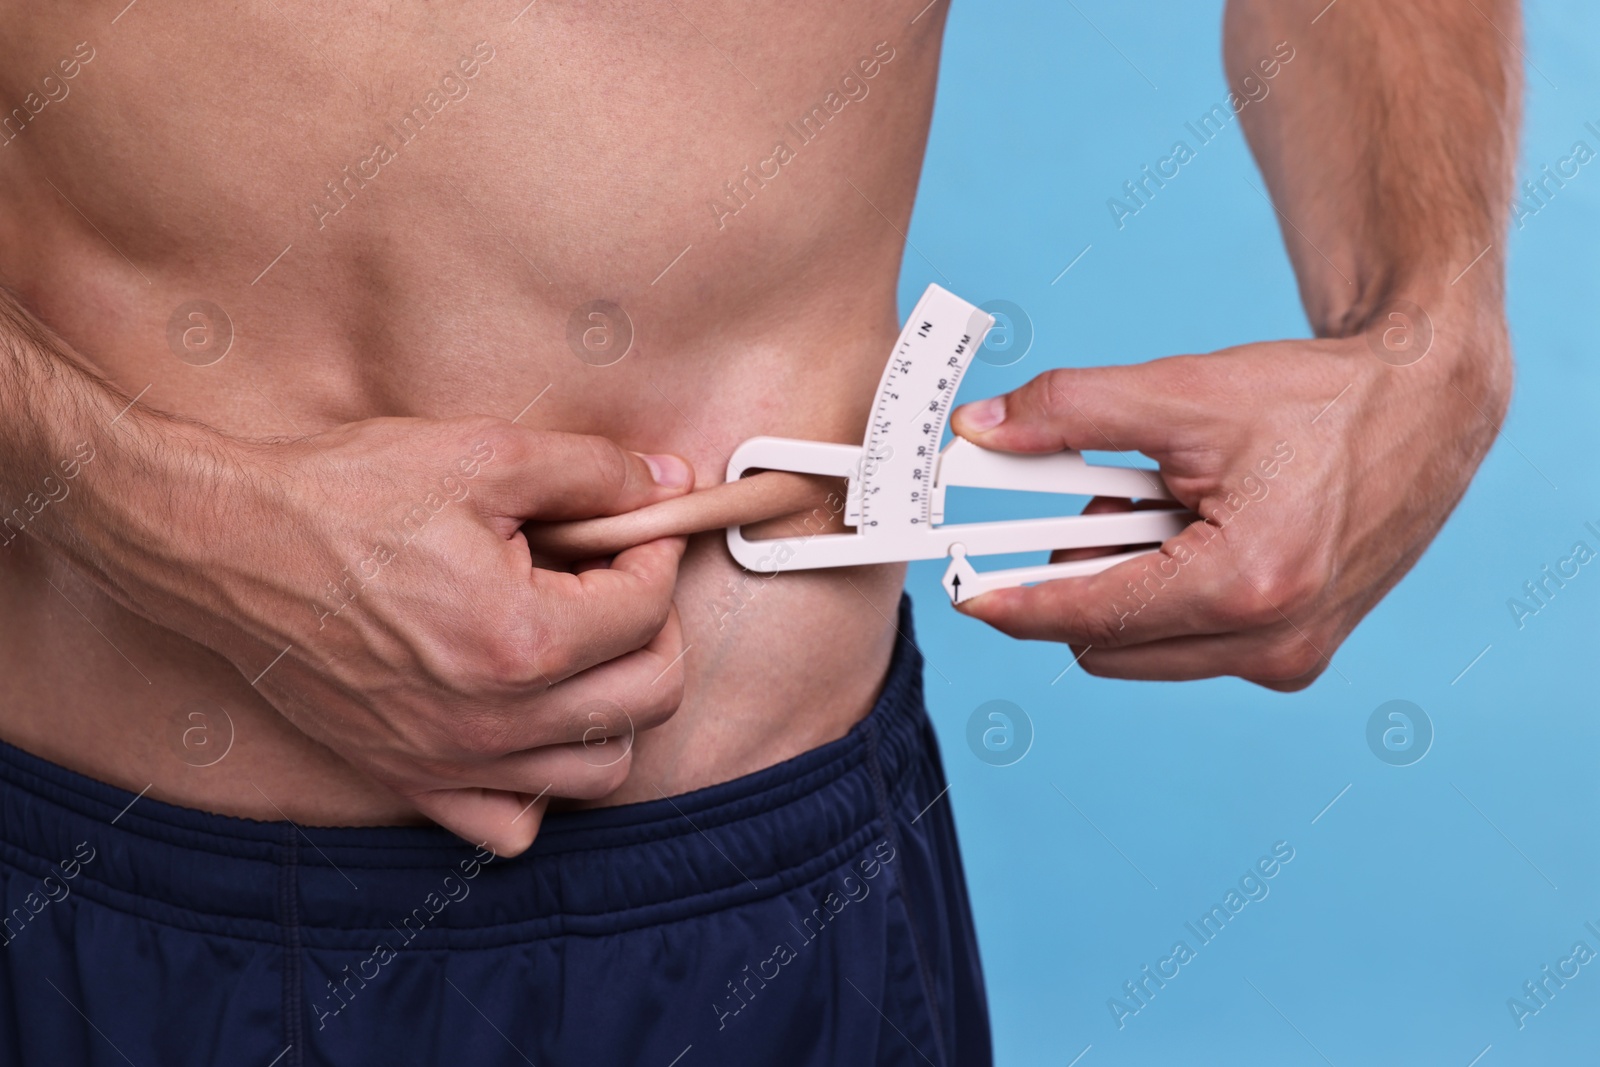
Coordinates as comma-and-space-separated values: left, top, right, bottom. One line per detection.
639, 453, 691, 488
959, 396, 1007, 432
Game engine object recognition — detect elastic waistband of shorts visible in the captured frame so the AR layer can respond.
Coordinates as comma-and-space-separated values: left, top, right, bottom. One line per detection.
0, 598, 938, 948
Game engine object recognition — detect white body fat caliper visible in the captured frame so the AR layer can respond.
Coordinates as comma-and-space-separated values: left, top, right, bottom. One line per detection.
724, 284, 1193, 602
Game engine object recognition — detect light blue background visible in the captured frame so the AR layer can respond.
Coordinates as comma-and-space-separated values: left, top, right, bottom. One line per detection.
904, 2, 1600, 1063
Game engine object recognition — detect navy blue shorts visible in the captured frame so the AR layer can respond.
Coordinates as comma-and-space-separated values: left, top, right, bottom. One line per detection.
0, 600, 990, 1066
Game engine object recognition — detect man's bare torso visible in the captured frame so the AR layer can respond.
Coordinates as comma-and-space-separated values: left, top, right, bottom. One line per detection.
0, 1, 948, 823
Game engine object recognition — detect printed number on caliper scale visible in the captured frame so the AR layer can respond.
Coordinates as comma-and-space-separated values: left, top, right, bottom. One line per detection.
724, 285, 1191, 601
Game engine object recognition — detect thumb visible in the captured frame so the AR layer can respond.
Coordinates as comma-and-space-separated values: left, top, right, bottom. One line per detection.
951, 362, 1194, 456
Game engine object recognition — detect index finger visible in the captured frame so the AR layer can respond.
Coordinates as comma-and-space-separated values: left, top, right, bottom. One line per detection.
526, 534, 688, 682
525, 471, 836, 560
957, 517, 1250, 649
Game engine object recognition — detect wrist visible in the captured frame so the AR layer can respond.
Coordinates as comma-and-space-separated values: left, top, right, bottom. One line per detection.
1316, 263, 1511, 418
66, 407, 259, 611
1384, 277, 1511, 412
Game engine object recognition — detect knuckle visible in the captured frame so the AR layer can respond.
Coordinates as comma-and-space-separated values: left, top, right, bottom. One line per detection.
477, 631, 540, 689
1069, 600, 1128, 651
409, 753, 467, 785
569, 749, 633, 799
1077, 649, 1113, 679
1159, 354, 1211, 404
631, 702, 676, 733
580, 704, 630, 743
525, 636, 574, 687
1214, 582, 1274, 629
495, 827, 537, 859
1211, 550, 1305, 628
600, 752, 633, 793
1037, 368, 1077, 419
473, 629, 519, 679
1254, 560, 1325, 616
470, 598, 555, 688
1255, 636, 1324, 683
458, 416, 521, 466
445, 713, 514, 758
637, 670, 686, 728
1266, 673, 1319, 694
620, 590, 677, 652
582, 435, 634, 500
642, 591, 675, 633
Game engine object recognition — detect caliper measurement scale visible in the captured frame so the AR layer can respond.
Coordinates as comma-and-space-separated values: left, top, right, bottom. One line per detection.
727, 284, 1192, 602
849, 290, 983, 533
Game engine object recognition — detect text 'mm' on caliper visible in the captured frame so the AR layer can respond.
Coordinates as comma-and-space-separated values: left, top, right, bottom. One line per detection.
725, 284, 1192, 603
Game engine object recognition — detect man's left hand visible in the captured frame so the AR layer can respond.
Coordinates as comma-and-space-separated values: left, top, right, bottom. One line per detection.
948, 298, 1510, 690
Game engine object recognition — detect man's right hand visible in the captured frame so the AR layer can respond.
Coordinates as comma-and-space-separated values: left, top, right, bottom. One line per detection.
96, 414, 694, 856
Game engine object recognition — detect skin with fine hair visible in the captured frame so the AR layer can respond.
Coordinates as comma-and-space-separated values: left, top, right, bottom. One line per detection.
0, 0, 1519, 854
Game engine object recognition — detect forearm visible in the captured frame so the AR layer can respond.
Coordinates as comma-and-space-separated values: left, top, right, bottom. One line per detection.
0, 288, 233, 611
1224, 0, 1521, 342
